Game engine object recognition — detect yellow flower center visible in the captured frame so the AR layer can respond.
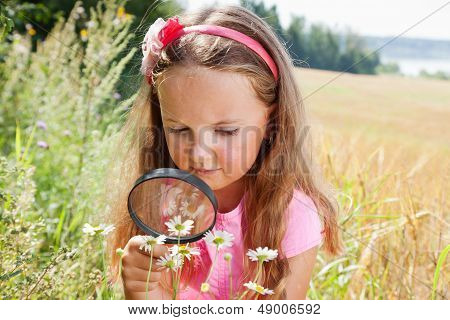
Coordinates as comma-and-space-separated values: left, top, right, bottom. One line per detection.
175, 224, 185, 231
213, 237, 224, 246
258, 254, 268, 262
179, 246, 189, 255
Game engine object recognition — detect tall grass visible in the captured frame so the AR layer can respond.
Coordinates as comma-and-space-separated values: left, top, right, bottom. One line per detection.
0, 0, 136, 299
310, 129, 449, 299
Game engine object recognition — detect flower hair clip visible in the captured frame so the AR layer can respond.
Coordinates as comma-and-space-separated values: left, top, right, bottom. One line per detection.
141, 16, 184, 84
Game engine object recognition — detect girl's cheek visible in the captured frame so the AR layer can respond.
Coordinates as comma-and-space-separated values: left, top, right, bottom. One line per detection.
219, 141, 243, 176
166, 137, 189, 168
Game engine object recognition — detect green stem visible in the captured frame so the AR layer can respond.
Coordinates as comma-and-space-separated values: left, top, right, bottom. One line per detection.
114, 254, 123, 300
171, 270, 177, 300
118, 255, 123, 280
206, 247, 219, 284
145, 249, 154, 300
238, 261, 263, 300
227, 259, 233, 300
195, 246, 219, 299
173, 234, 182, 299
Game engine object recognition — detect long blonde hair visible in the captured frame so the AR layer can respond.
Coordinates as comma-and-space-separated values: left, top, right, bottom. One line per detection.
107, 5, 342, 299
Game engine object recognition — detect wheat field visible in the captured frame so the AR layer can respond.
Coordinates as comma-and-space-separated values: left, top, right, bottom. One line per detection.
299, 67, 449, 299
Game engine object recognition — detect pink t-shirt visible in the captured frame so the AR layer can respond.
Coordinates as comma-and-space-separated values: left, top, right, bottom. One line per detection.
178, 188, 324, 300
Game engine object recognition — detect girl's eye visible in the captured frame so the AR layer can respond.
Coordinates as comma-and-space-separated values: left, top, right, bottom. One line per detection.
167, 127, 188, 134
167, 128, 239, 136
216, 128, 239, 136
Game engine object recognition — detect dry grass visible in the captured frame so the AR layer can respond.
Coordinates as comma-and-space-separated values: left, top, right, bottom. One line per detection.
299, 68, 449, 299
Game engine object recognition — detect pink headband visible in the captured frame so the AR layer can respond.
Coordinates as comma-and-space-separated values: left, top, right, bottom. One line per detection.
141, 16, 279, 85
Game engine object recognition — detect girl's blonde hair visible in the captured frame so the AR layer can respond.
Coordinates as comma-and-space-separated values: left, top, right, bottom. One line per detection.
107, 5, 342, 299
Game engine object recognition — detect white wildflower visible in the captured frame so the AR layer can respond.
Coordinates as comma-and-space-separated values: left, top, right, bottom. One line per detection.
246, 247, 278, 262
163, 199, 178, 216
169, 243, 200, 261
99, 223, 115, 236
203, 230, 234, 250
165, 215, 194, 237
82, 223, 115, 236
82, 223, 97, 235
180, 199, 205, 219
156, 253, 183, 272
243, 281, 274, 295
139, 235, 167, 253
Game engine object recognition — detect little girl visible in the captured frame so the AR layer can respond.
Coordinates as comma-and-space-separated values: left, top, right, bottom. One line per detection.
108, 5, 341, 300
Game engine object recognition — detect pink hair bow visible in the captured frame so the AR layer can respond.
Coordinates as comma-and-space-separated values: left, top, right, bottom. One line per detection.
141, 16, 184, 83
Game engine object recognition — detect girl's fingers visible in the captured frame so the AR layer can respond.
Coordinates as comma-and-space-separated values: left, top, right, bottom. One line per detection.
121, 266, 162, 283
123, 251, 166, 272
124, 280, 160, 293
127, 236, 169, 257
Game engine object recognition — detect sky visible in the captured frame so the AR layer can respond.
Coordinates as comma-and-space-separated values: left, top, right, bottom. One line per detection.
182, 0, 450, 41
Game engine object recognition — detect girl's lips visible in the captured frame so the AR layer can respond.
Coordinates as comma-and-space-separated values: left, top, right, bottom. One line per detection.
192, 168, 221, 175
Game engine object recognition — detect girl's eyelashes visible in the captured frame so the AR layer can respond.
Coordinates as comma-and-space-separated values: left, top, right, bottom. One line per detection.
167, 127, 240, 136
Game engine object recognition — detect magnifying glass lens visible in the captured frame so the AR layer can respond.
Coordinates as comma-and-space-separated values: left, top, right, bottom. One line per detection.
128, 176, 215, 243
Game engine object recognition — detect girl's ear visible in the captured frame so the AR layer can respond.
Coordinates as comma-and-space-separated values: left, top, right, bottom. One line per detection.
263, 103, 277, 139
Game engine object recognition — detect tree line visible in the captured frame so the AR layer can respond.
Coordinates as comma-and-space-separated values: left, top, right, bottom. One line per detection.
241, 0, 380, 74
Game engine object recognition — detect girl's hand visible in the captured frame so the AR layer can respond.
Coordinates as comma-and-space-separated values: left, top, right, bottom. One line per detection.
121, 236, 171, 300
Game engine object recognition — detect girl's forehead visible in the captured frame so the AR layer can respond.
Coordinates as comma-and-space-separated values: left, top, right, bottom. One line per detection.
157, 66, 268, 124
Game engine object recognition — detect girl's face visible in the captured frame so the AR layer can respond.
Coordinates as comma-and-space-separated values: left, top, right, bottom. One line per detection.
157, 65, 274, 191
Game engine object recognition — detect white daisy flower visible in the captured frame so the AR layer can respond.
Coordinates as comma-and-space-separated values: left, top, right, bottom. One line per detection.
156, 253, 183, 272
179, 200, 189, 215
181, 201, 205, 219
82, 223, 115, 236
243, 281, 274, 295
164, 215, 194, 237
82, 223, 97, 235
169, 243, 200, 261
138, 235, 167, 253
99, 223, 115, 236
163, 200, 178, 216
190, 191, 199, 199
246, 247, 278, 262
190, 203, 205, 219
203, 230, 234, 250
224, 252, 232, 261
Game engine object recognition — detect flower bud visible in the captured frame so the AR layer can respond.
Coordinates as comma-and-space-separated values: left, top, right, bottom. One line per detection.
200, 282, 210, 293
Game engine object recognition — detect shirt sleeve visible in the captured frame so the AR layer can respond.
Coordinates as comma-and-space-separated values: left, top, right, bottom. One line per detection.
281, 189, 324, 259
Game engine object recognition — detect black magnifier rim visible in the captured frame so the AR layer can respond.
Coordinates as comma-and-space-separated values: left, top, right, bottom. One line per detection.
127, 168, 218, 244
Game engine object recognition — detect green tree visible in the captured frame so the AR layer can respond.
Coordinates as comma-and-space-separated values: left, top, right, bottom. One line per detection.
339, 31, 380, 74
307, 23, 340, 71
285, 15, 307, 67
240, 0, 287, 45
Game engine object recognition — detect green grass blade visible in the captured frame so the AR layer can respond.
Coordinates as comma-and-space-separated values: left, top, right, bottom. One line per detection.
21, 124, 37, 164
431, 244, 450, 299
15, 120, 21, 162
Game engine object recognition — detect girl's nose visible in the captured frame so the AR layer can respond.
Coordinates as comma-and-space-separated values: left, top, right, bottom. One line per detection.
189, 130, 217, 169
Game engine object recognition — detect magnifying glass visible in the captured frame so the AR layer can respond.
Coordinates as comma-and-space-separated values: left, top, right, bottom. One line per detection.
127, 168, 218, 244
